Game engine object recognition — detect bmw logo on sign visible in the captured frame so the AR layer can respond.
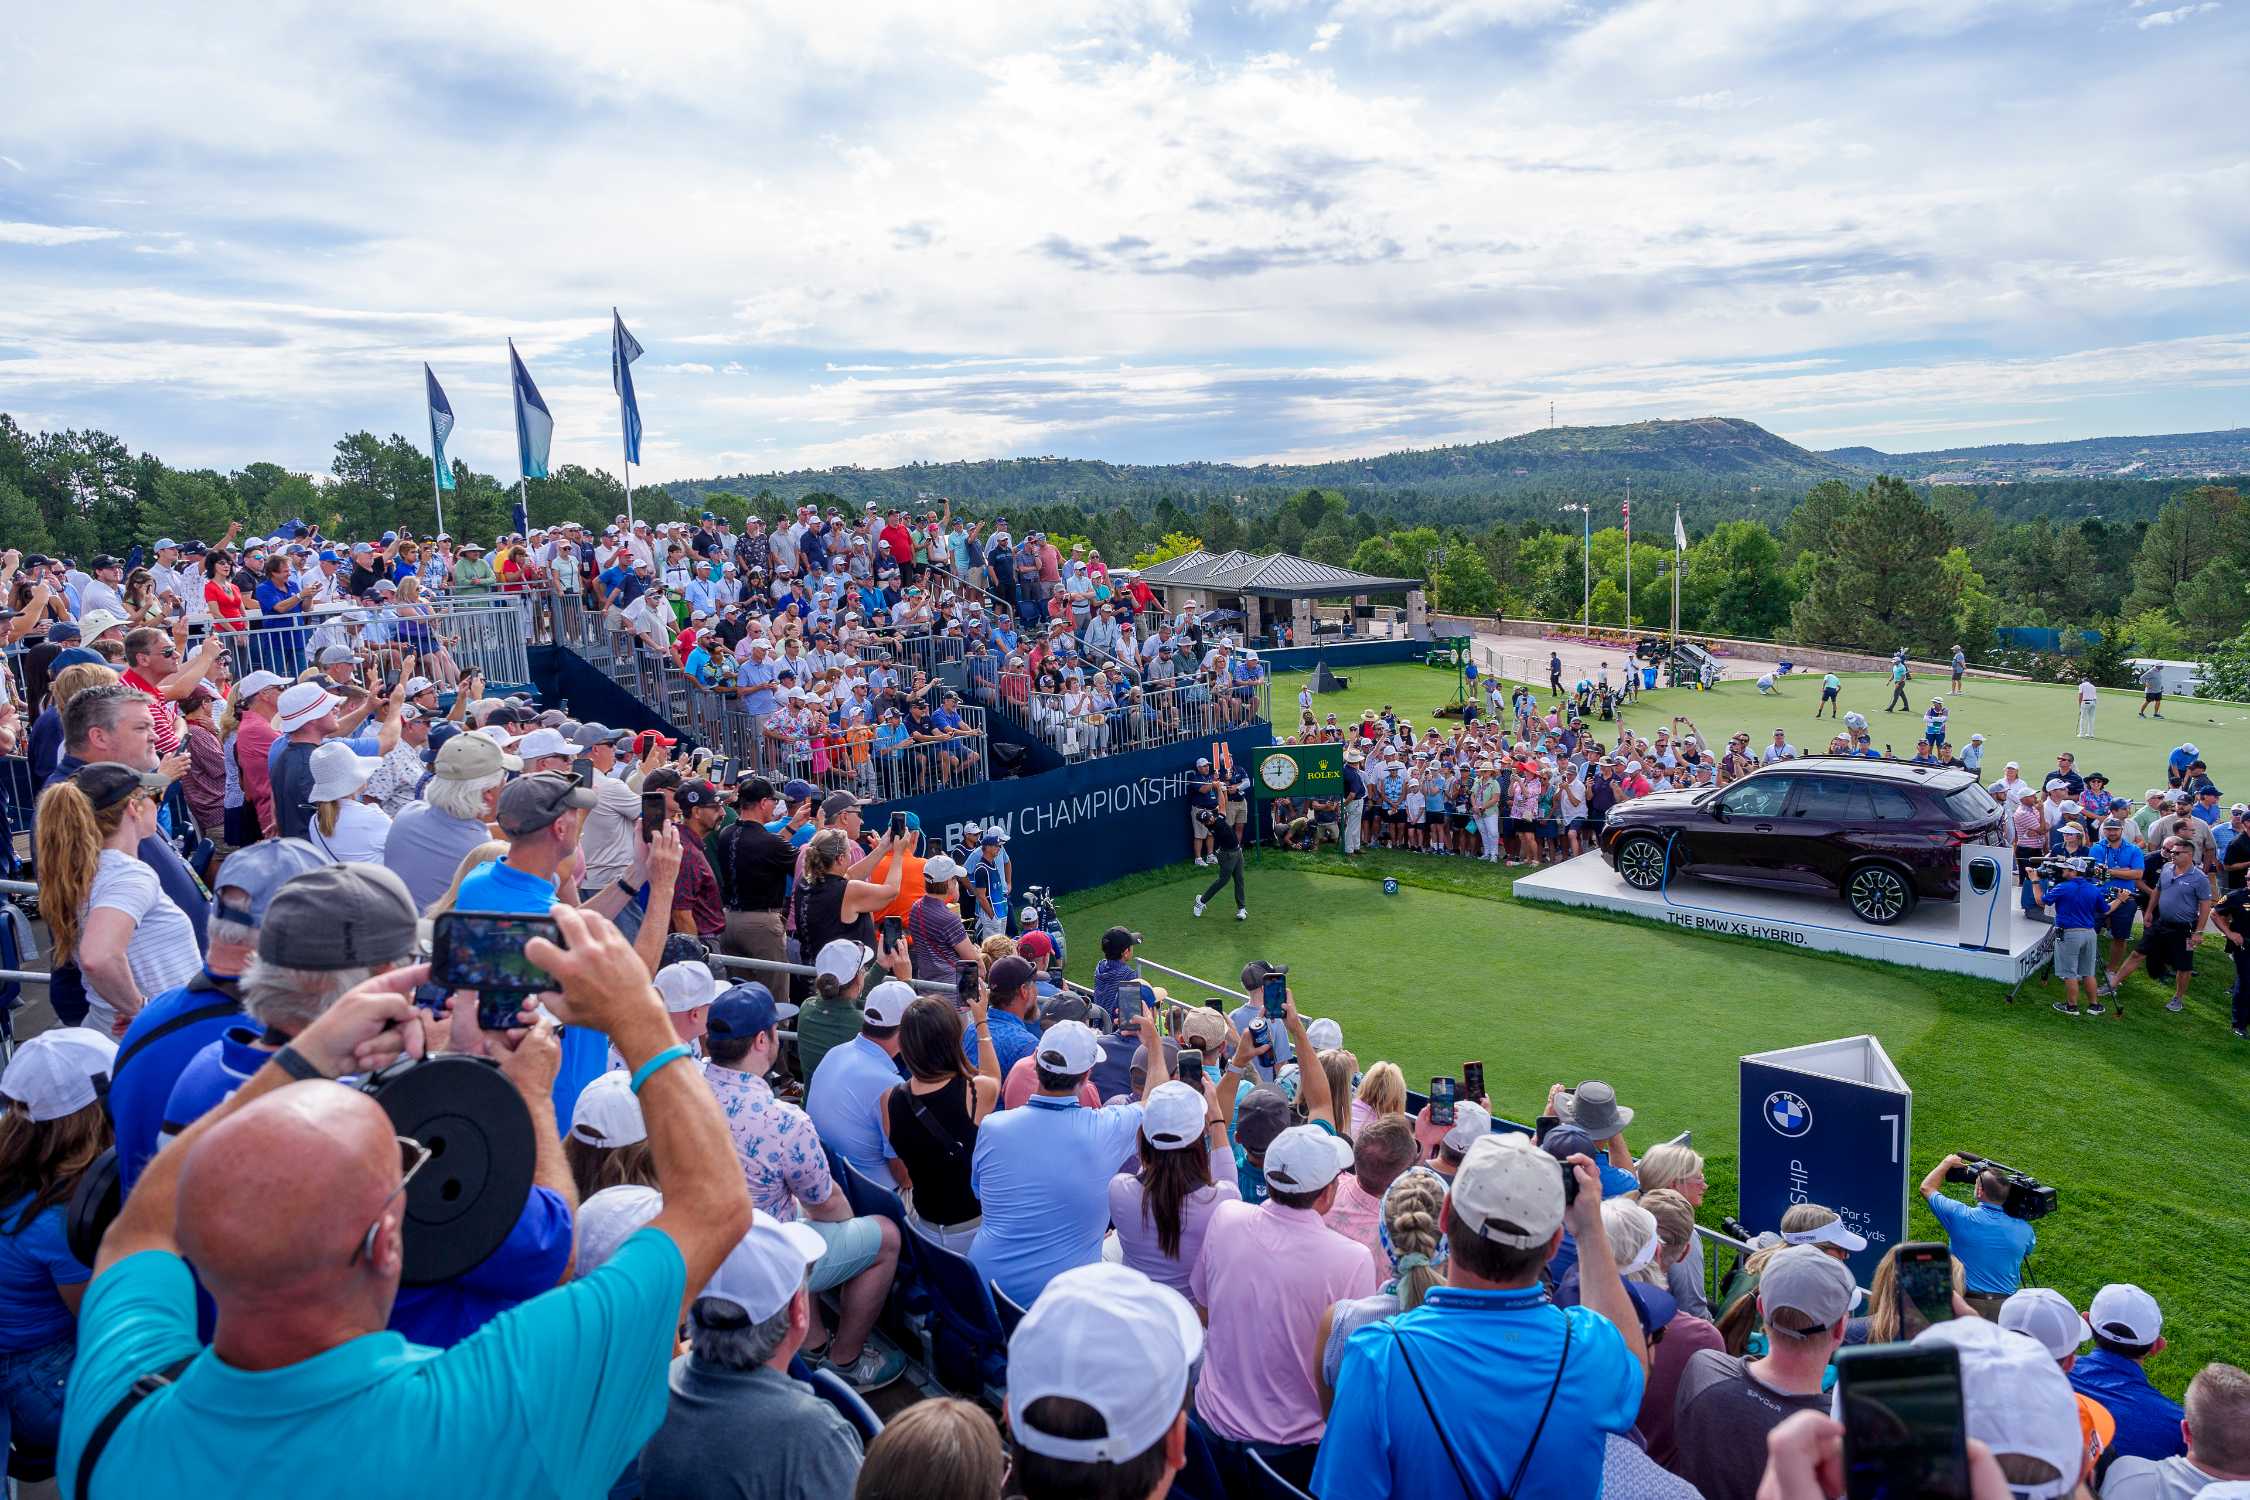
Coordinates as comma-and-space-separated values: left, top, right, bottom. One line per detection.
1764, 1090, 1813, 1138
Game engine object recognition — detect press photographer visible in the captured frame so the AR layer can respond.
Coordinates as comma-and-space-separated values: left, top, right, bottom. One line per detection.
1918, 1151, 2046, 1315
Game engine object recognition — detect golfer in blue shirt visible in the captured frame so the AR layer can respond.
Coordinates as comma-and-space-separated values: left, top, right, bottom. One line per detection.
2030, 832, 2128, 1017
1917, 1152, 2036, 1304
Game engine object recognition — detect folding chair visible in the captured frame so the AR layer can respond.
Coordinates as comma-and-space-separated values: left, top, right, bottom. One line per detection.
804, 1367, 885, 1445
903, 1219, 1008, 1397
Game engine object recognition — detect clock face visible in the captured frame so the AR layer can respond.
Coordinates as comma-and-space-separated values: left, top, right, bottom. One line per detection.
1259, 753, 1300, 792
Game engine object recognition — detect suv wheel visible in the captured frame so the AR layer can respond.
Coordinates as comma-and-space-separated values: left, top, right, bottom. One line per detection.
1845, 864, 1916, 925
1615, 833, 1670, 891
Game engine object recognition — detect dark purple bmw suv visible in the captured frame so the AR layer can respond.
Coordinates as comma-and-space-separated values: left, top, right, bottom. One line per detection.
1598, 757, 2007, 924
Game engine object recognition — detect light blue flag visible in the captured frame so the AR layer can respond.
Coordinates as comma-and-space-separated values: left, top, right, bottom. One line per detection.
424, 363, 456, 491
509, 339, 553, 482
612, 309, 645, 466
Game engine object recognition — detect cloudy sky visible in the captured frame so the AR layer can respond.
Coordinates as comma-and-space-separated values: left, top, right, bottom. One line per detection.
4, 0, 2247, 483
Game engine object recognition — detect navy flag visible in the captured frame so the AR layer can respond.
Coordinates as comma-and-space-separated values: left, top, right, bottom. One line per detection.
425, 363, 456, 491
612, 309, 645, 465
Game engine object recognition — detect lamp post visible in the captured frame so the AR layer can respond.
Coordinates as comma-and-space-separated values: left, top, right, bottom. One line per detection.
1560, 503, 1590, 629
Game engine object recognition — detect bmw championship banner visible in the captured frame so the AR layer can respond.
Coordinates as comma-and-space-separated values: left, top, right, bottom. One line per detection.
1249, 742, 1346, 799
1738, 1035, 1912, 1284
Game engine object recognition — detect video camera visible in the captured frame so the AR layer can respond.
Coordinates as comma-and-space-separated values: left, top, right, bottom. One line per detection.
1943, 1154, 2058, 1221
2034, 855, 2111, 884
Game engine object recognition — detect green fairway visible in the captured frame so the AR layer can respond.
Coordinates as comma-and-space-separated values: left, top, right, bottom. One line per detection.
1271, 657, 2250, 796
1058, 853, 2250, 1394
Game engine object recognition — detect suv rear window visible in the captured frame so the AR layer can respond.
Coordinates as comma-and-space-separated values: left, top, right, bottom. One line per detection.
1942, 785, 2001, 823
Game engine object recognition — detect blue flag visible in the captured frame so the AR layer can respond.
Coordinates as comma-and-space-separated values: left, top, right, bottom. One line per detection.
612, 309, 645, 466
424, 363, 456, 491
509, 339, 553, 482
513, 497, 530, 537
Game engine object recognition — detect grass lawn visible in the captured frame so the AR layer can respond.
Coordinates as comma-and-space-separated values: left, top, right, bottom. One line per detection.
1270, 659, 2250, 796
1057, 849, 2250, 1394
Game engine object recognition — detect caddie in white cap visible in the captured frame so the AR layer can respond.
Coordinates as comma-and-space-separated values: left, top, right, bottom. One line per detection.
1313, 1130, 1647, 1498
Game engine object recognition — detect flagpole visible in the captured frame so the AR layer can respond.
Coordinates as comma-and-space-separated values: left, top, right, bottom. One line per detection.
1671, 508, 1683, 672
1623, 478, 1632, 630
520, 475, 529, 533
621, 431, 636, 532
431, 459, 447, 541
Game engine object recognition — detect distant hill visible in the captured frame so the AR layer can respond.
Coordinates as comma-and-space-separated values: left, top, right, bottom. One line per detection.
1822, 428, 2250, 484
663, 416, 1857, 513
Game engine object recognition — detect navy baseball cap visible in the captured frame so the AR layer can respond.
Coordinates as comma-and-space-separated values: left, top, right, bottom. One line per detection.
421, 720, 464, 764
708, 982, 779, 1039
781, 778, 819, 803
45, 621, 80, 641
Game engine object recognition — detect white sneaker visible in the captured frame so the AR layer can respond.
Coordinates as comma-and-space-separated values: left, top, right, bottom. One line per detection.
1236, 908, 1248, 921
1193, 897, 1206, 917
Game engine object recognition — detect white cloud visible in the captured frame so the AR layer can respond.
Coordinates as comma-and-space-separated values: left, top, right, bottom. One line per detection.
2138, 2, 2219, 26
0, 0, 2247, 478
0, 220, 123, 246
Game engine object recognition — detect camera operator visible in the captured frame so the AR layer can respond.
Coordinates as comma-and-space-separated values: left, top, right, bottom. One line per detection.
57, 903, 752, 1499
1918, 1152, 2037, 1316
2029, 834, 2129, 1018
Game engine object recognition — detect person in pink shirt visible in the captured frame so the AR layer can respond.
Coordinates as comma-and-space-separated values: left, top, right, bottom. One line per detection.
225, 670, 287, 838
1109, 1080, 1236, 1304
1322, 1115, 1419, 1280
1000, 1054, 1098, 1110
1190, 1123, 1374, 1492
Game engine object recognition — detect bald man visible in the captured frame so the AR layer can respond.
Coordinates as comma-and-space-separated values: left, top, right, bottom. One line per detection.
59, 907, 752, 1500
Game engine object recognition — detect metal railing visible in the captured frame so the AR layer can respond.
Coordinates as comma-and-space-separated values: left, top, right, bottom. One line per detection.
556, 597, 991, 793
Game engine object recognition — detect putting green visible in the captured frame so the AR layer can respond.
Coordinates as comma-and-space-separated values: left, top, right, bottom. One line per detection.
1059, 857, 2250, 1392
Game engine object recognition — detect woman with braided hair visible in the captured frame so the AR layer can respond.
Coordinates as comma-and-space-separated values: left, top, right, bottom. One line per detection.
1314, 1164, 1449, 1409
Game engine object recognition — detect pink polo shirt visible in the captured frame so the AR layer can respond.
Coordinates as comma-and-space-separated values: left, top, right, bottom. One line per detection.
1321, 1174, 1388, 1281
1191, 1199, 1378, 1446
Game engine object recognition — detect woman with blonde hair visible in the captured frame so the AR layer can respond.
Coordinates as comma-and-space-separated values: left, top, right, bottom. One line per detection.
1636, 1140, 1712, 1318
1856, 1244, 1973, 1344
1715, 1201, 1861, 1355
1315, 1165, 1448, 1409
35, 764, 202, 1037
1311, 1048, 1356, 1138
391, 572, 461, 685
1352, 1059, 1406, 1134
303, 739, 393, 865
791, 825, 902, 960
563, 1072, 657, 1201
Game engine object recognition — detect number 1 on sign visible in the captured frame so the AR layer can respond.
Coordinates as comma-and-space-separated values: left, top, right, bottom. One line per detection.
1881, 1113, 1900, 1164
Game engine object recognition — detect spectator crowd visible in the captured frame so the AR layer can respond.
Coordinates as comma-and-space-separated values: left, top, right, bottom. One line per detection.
0, 509, 2238, 1500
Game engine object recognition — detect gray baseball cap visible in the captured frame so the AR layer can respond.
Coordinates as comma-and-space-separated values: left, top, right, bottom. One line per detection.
257, 864, 420, 970
211, 838, 330, 929
497, 772, 599, 836
1758, 1244, 1861, 1328
569, 721, 630, 749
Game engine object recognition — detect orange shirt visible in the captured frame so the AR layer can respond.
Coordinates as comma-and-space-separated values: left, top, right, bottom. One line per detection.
870, 848, 927, 927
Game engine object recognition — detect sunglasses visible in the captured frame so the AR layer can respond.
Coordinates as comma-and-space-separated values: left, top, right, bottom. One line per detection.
350, 1135, 432, 1266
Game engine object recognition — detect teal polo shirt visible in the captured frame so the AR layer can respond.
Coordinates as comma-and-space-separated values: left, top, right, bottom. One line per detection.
60, 1228, 685, 1499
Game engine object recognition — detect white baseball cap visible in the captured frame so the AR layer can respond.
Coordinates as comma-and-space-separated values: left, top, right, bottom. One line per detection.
1442, 1101, 1492, 1154
653, 961, 719, 1013
2088, 1283, 2162, 1346
1262, 1123, 1354, 1194
274, 682, 343, 732
513, 727, 571, 760
1305, 1017, 1343, 1052
1999, 1288, 2092, 1361
814, 938, 872, 986
403, 676, 435, 697
1781, 1217, 1869, 1254
232, 669, 287, 699
1007, 1263, 1204, 1464
569, 1070, 646, 1149
0, 1027, 117, 1122
1139, 1080, 1209, 1150
1034, 1019, 1102, 1075
1913, 1319, 2084, 1500
1448, 1132, 1565, 1249
923, 854, 962, 882
576, 1185, 662, 1272
862, 978, 917, 1027
702, 1218, 830, 1322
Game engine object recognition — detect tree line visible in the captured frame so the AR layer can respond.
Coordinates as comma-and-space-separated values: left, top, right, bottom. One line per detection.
4, 412, 2246, 684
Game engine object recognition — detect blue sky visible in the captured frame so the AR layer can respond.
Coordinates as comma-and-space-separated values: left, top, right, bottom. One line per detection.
3, 0, 2247, 483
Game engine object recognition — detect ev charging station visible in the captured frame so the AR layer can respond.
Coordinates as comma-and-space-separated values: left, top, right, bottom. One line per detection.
1957, 842, 2015, 953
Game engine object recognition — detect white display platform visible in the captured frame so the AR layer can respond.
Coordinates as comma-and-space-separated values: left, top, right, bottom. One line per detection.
1514, 852, 2055, 984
